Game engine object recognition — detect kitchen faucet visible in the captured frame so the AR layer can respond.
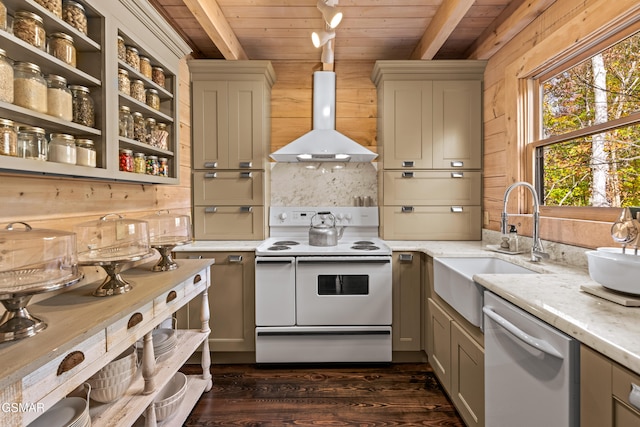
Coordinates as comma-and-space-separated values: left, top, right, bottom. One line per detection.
501, 182, 549, 262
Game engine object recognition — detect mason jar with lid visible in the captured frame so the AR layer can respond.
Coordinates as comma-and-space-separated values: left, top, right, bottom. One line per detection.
146, 155, 159, 175
145, 88, 160, 110
139, 56, 152, 79
133, 152, 146, 174
144, 117, 157, 145
154, 122, 169, 150
158, 157, 168, 177
125, 46, 140, 71
48, 133, 76, 165
132, 112, 145, 142
62, 0, 87, 35
35, 0, 62, 18
0, 118, 17, 157
14, 62, 47, 114
119, 148, 133, 172
0, 48, 13, 104
117, 68, 130, 96
117, 35, 126, 62
17, 126, 47, 160
69, 85, 95, 127
119, 105, 133, 138
130, 79, 145, 103
14, 11, 46, 50
49, 32, 76, 67
75, 138, 96, 167
152, 66, 165, 87
46, 74, 72, 121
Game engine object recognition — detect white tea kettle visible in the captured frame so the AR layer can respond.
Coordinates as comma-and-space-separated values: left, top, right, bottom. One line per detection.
309, 212, 345, 247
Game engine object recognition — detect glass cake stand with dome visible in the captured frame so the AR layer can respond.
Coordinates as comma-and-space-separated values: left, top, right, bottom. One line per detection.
74, 214, 153, 297
0, 222, 84, 342
142, 211, 192, 272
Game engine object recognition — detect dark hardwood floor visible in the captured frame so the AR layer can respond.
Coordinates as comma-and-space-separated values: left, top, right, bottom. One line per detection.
181, 362, 465, 426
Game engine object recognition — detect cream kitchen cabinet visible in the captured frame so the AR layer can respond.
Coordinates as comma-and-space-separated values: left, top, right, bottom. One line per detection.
392, 252, 423, 355
0, 259, 213, 427
175, 251, 256, 363
581, 345, 640, 427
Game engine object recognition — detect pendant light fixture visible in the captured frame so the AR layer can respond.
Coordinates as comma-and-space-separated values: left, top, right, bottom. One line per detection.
316, 0, 343, 29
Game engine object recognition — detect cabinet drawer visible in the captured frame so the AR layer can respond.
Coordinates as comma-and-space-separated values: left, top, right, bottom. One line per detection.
382, 206, 481, 240
613, 363, 640, 419
383, 171, 481, 205
106, 301, 154, 350
193, 170, 264, 205
154, 282, 186, 317
194, 206, 264, 240
23, 331, 106, 403
183, 268, 209, 299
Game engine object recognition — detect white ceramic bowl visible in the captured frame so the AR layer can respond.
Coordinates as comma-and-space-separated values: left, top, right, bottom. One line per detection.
90, 373, 134, 403
586, 250, 640, 295
92, 347, 137, 379
596, 247, 640, 260
88, 367, 135, 388
152, 372, 187, 421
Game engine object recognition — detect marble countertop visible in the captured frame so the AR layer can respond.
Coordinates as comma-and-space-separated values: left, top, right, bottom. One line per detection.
177, 239, 640, 373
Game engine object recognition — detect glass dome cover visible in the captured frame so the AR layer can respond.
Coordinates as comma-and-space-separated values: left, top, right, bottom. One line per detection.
143, 210, 192, 246
74, 214, 150, 263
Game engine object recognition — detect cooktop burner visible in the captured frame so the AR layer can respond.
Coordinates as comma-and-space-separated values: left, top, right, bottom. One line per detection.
351, 245, 380, 250
267, 245, 292, 251
354, 240, 375, 245
273, 241, 299, 246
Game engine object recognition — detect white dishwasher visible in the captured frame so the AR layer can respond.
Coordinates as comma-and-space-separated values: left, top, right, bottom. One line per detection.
483, 291, 579, 427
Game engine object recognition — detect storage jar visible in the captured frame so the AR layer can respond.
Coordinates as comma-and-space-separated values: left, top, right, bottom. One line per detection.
117, 68, 130, 96
119, 105, 133, 138
134, 152, 146, 174
0, 1, 7, 32
0, 118, 17, 157
69, 85, 95, 127
13, 11, 46, 50
17, 126, 47, 160
154, 123, 169, 150
125, 46, 140, 71
145, 88, 160, 110
0, 48, 13, 103
117, 35, 126, 61
14, 62, 47, 114
49, 32, 76, 67
34, 0, 62, 18
48, 133, 76, 164
152, 66, 165, 87
130, 79, 145, 102
62, 1, 87, 35
46, 74, 73, 121
139, 56, 152, 79
75, 138, 96, 167
119, 148, 133, 172
132, 112, 145, 142
144, 117, 156, 145
158, 157, 168, 177
146, 155, 159, 175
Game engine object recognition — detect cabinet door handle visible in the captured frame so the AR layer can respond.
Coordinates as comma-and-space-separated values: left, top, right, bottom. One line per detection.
451, 161, 464, 167
188, 255, 203, 259
451, 172, 464, 178
127, 312, 143, 329
204, 162, 218, 168
401, 172, 414, 178
399, 253, 414, 262
401, 206, 414, 213
240, 206, 253, 213
204, 172, 217, 179
228, 255, 243, 263
451, 206, 464, 213
402, 161, 414, 167
57, 351, 85, 376
240, 172, 253, 178
239, 161, 252, 168
166, 290, 177, 303
630, 383, 640, 411
194, 274, 202, 283
205, 207, 218, 213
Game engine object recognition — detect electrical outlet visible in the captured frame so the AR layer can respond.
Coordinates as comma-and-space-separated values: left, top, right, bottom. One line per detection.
483, 210, 490, 227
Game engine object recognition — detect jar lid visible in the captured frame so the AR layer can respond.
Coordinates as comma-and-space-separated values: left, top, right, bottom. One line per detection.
147, 155, 158, 160
15, 11, 44, 24
46, 74, 68, 85
117, 35, 124, 41
152, 66, 164, 72
51, 32, 74, 42
132, 111, 143, 118
0, 48, 7, 57
50, 133, 75, 142
118, 68, 129, 76
140, 56, 150, 62
63, 1, 85, 12
120, 105, 131, 112
132, 79, 144, 84
146, 88, 159, 94
158, 157, 168, 162
17, 126, 45, 134
157, 123, 167, 129
76, 138, 94, 147
145, 117, 157, 123
14, 61, 42, 73
134, 152, 145, 157
120, 148, 133, 154
69, 84, 90, 93
0, 119, 15, 127
126, 46, 139, 53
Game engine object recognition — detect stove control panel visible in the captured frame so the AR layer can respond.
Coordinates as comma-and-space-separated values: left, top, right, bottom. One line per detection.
269, 207, 379, 227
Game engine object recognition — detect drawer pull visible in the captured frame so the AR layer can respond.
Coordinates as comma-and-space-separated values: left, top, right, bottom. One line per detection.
630, 383, 640, 411
399, 253, 414, 262
166, 290, 177, 303
402, 161, 414, 167
57, 351, 85, 376
194, 274, 202, 284
240, 172, 253, 178
239, 161, 252, 168
451, 161, 464, 167
188, 255, 203, 259
401, 172, 414, 178
205, 207, 218, 213
451, 206, 464, 213
451, 172, 464, 178
204, 162, 218, 169
401, 206, 414, 213
204, 172, 217, 179
229, 255, 243, 263
127, 312, 143, 329
240, 206, 253, 213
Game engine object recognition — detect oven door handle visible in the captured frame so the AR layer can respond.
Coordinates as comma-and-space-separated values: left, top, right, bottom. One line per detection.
297, 259, 391, 264
257, 330, 391, 337
256, 260, 293, 264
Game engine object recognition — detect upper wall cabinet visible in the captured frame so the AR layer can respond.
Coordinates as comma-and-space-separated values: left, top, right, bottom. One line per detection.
0, 0, 190, 184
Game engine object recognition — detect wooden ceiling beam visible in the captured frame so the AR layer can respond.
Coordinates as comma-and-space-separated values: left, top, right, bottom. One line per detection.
182, 0, 248, 60
410, 0, 474, 60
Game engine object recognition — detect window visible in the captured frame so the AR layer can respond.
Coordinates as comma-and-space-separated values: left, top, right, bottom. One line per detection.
532, 30, 640, 210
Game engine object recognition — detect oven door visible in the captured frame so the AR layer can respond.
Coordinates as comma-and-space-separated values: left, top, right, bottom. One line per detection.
295, 256, 392, 326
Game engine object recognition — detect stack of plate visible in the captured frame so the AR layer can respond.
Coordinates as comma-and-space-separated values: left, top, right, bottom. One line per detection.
29, 395, 90, 427
135, 328, 177, 358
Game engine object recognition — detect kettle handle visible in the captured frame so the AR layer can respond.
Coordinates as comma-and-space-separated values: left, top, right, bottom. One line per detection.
311, 211, 335, 226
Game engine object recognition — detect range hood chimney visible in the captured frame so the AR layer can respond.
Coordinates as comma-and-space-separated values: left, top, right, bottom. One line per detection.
270, 71, 377, 163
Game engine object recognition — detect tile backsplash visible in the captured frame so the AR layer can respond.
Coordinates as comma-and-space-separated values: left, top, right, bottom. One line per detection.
270, 162, 377, 206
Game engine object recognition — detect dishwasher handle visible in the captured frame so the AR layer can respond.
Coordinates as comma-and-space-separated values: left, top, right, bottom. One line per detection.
483, 306, 564, 359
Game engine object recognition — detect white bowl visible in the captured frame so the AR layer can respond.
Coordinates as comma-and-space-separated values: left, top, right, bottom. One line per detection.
90, 372, 134, 403
88, 367, 135, 388
152, 372, 187, 421
596, 247, 640, 260
586, 250, 640, 295
92, 347, 137, 379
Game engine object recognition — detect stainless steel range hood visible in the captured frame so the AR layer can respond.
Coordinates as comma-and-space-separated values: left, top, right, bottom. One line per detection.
270, 71, 377, 163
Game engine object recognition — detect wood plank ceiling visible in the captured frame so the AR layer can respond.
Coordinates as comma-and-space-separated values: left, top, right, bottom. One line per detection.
149, 0, 555, 61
